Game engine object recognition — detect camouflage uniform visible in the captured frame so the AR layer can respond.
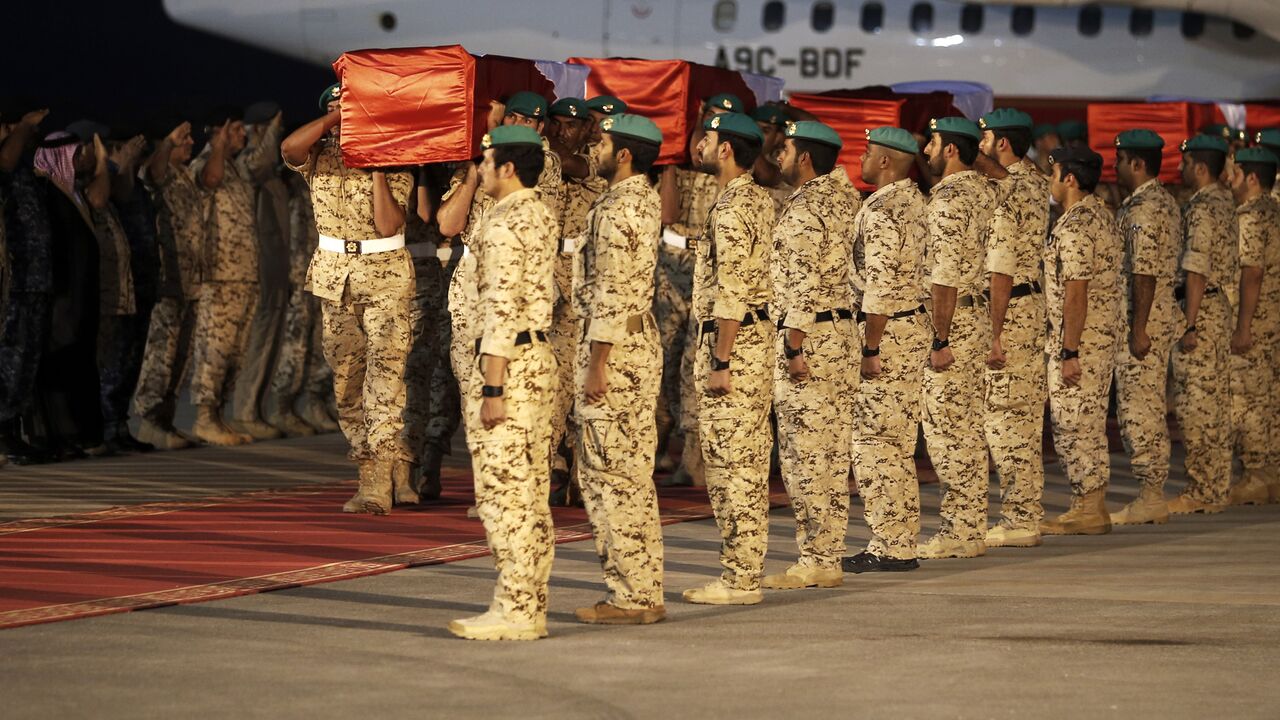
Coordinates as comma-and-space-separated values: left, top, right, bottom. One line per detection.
851, 178, 930, 560
693, 173, 775, 590
1228, 194, 1280, 481
0, 164, 52, 427
401, 209, 450, 463
984, 161, 1049, 531
922, 170, 1000, 544
466, 187, 558, 627
1044, 194, 1124, 498
286, 140, 414, 461
1171, 183, 1237, 505
133, 163, 208, 427
771, 168, 860, 570
264, 175, 324, 422
91, 203, 138, 427
573, 173, 665, 609
1114, 179, 1182, 493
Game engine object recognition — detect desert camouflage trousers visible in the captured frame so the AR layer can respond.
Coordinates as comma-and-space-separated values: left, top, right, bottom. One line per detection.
1229, 325, 1278, 475
984, 295, 1047, 531
695, 317, 773, 590
773, 315, 857, 570
1115, 330, 1176, 492
574, 315, 665, 608
1047, 328, 1117, 498
265, 287, 331, 418
404, 255, 460, 462
548, 275, 579, 473
852, 313, 928, 560
132, 295, 198, 425
1171, 296, 1232, 504
654, 244, 693, 437
923, 304, 991, 543
465, 341, 556, 625
448, 254, 479, 403
189, 281, 258, 407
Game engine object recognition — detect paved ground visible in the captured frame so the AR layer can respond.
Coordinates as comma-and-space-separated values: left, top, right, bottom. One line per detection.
2, 430, 1278, 719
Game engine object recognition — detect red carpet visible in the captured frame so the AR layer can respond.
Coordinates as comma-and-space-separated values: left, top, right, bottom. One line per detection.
0, 470, 787, 630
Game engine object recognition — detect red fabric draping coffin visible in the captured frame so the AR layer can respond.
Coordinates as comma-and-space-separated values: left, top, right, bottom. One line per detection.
569, 57, 756, 165
789, 93, 907, 191
1246, 103, 1280, 133
1086, 102, 1213, 183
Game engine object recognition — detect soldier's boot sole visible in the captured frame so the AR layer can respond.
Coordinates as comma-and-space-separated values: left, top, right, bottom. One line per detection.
191, 420, 248, 447
761, 571, 843, 590
1228, 477, 1270, 506
1109, 496, 1170, 525
137, 420, 192, 450
448, 612, 547, 641
918, 537, 987, 559
574, 603, 667, 625
1040, 518, 1111, 535
682, 584, 763, 605
985, 526, 1043, 548
1167, 494, 1226, 515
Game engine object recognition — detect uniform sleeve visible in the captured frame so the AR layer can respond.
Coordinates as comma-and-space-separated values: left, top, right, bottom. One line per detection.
926, 189, 967, 289
586, 198, 638, 345
1181, 200, 1214, 277
441, 164, 468, 204
538, 150, 565, 230
860, 202, 906, 317
239, 122, 285, 186
282, 147, 314, 177
1237, 207, 1265, 269
1126, 201, 1163, 277
477, 222, 525, 360
710, 206, 759, 321
776, 198, 822, 333
1057, 219, 1094, 282
387, 171, 414, 232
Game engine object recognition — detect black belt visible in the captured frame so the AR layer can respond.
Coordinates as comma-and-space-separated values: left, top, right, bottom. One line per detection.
855, 305, 925, 323
982, 281, 1042, 302
956, 294, 984, 308
700, 308, 770, 336
776, 308, 853, 330
1174, 285, 1219, 302
474, 330, 547, 354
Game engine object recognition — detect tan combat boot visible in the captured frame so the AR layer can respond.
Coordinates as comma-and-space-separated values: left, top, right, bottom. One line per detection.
1110, 489, 1169, 525
985, 524, 1042, 548
761, 564, 843, 589
228, 417, 284, 441
392, 460, 420, 506
137, 418, 192, 450
1040, 489, 1112, 535
448, 610, 547, 641
191, 405, 249, 447
918, 534, 987, 559
298, 396, 339, 433
1228, 471, 1270, 506
268, 410, 317, 438
574, 602, 667, 625
342, 460, 392, 515
1166, 492, 1225, 515
682, 579, 763, 605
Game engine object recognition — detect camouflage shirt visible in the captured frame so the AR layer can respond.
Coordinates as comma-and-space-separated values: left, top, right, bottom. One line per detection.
286, 174, 318, 287
1, 163, 54, 293
925, 169, 1000, 300
558, 158, 607, 304
475, 187, 556, 359
575, 173, 660, 344
772, 167, 861, 332
693, 172, 774, 322
852, 178, 928, 317
1180, 182, 1239, 306
1236, 193, 1280, 334
1044, 193, 1124, 351
91, 205, 136, 316
665, 166, 720, 241
986, 160, 1049, 288
1116, 178, 1181, 340
192, 122, 282, 282
153, 163, 210, 300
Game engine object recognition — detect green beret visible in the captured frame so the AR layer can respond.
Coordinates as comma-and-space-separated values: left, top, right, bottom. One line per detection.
1033, 123, 1059, 140
704, 111, 763, 143
601, 113, 663, 146
482, 125, 543, 149
318, 83, 341, 112
586, 95, 627, 115
784, 120, 842, 149
865, 126, 918, 155
979, 108, 1033, 131
750, 105, 788, 127
930, 116, 981, 141
1057, 120, 1087, 141
1114, 129, 1165, 150
1048, 145, 1102, 167
1203, 123, 1245, 143
549, 98, 587, 119
1255, 128, 1280, 149
704, 93, 744, 113
505, 91, 547, 120
1180, 134, 1229, 154
1235, 146, 1279, 166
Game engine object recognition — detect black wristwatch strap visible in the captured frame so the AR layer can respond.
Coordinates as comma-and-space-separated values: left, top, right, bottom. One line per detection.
1184, 324, 1197, 334
784, 344, 804, 359
931, 337, 950, 351
482, 384, 504, 397
1060, 348, 1079, 361
862, 345, 880, 358
711, 357, 731, 371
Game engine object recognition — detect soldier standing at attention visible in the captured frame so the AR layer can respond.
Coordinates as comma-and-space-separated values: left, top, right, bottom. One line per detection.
681, 112, 775, 605
280, 84, 415, 515
1108, 130, 1182, 525
842, 127, 929, 574
1040, 146, 1124, 536
571, 114, 668, 625
1255, 129, 1280, 203
448, 125, 557, 641
761, 120, 860, 590
1168, 134, 1236, 515
1225, 147, 1280, 505
977, 108, 1050, 548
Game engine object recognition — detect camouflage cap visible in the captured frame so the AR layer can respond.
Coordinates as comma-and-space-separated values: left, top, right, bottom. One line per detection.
318, 83, 341, 112
1255, 128, 1280, 149
601, 113, 663, 146
705, 93, 744, 113
784, 120, 842, 149
505, 91, 547, 119
751, 105, 788, 127
549, 97, 587, 119
1114, 129, 1165, 150
586, 95, 627, 115
865, 126, 918, 155
1180, 134, 1229, 154
704, 111, 764, 143
1235, 146, 1279, 166
930, 116, 981, 141
1057, 119, 1087, 141
482, 124, 543, 149
979, 108, 1033, 131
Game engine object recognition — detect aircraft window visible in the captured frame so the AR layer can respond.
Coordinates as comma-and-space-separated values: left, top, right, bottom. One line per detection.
379, 12, 396, 32
911, 3, 933, 34
812, 2, 835, 32
1129, 9, 1153, 36
1233, 22, 1256, 40
861, 2, 884, 33
961, 4, 984, 34
1078, 4, 1102, 36
1011, 6, 1035, 36
713, 1, 737, 31
1181, 12, 1205, 38
763, 0, 785, 31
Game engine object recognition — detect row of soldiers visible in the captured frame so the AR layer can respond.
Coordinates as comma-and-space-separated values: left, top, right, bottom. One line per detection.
281, 82, 1279, 641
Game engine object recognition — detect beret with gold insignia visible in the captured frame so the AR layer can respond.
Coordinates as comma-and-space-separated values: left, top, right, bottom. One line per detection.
784, 120, 842, 149
586, 95, 627, 115
601, 113, 663, 146
704, 111, 763, 143
1180, 134, 1229, 154
482, 124, 543, 149
505, 91, 547, 119
549, 98, 587, 119
979, 108, 1033, 131
866, 126, 918, 155
705, 93, 744, 113
930, 116, 981, 141
1114, 129, 1165, 150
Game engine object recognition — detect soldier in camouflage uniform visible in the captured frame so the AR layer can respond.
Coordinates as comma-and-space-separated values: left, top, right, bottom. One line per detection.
1040, 146, 1124, 536
1169, 134, 1237, 514
1225, 147, 1280, 505
750, 104, 794, 216
1108, 130, 1182, 525
916, 117, 1003, 559
761, 121, 859, 590
281, 84, 415, 514
843, 127, 930, 574
682, 112, 775, 605
1251, 129, 1280, 500
448, 125, 558, 642
977, 109, 1050, 548
570, 114, 667, 625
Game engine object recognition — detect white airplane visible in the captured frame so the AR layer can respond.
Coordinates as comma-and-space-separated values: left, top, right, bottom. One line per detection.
163, 0, 1280, 100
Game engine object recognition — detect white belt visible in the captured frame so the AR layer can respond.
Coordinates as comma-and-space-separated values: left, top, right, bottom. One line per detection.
662, 228, 688, 250
560, 237, 577, 254
406, 242, 469, 261
318, 233, 406, 255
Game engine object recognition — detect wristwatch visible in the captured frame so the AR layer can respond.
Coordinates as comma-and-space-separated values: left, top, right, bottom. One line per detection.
783, 344, 804, 359
482, 385, 504, 397
711, 357, 731, 371
931, 337, 950, 351
1060, 348, 1079, 361
1184, 324, 1198, 335
862, 345, 880, 358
